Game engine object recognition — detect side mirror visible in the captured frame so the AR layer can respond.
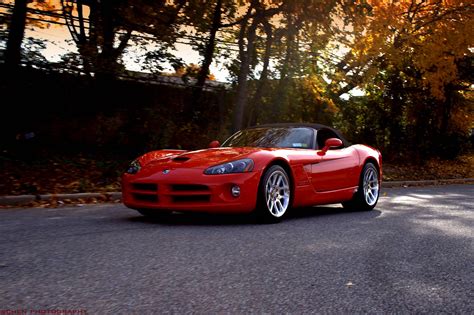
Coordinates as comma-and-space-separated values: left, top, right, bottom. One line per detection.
320, 138, 342, 154
208, 140, 220, 148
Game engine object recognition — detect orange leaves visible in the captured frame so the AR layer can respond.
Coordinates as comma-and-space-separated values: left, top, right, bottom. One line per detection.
27, 0, 61, 28
383, 154, 474, 181
33, 0, 60, 11
1, 155, 124, 196
347, 0, 473, 100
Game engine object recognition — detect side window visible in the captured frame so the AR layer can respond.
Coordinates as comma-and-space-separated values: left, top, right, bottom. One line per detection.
276, 128, 315, 149
316, 129, 342, 150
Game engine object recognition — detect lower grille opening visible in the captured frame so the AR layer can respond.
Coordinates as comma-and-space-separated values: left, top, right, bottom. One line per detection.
133, 193, 158, 202
172, 195, 210, 203
132, 183, 158, 191
171, 184, 209, 192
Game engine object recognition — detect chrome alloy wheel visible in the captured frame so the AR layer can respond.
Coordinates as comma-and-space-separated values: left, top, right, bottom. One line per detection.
363, 166, 379, 206
265, 170, 290, 217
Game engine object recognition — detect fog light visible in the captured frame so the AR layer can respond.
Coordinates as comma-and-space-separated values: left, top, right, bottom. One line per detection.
231, 185, 240, 197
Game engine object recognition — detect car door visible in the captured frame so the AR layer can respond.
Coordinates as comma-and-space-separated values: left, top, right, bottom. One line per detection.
310, 129, 359, 192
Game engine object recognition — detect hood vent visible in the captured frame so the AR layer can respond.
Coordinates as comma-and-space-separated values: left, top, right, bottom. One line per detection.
172, 156, 190, 162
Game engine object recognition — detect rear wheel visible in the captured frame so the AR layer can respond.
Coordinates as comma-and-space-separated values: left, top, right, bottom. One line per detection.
256, 165, 291, 223
342, 162, 379, 211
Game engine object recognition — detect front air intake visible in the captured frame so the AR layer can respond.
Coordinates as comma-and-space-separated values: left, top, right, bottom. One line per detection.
172, 195, 211, 203
132, 183, 158, 192
171, 184, 209, 192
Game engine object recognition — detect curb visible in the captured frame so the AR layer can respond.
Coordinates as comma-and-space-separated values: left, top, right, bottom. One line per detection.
0, 192, 122, 206
0, 179, 473, 207
381, 178, 474, 188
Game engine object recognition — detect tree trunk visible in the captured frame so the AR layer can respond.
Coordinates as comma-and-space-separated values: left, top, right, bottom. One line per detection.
248, 18, 272, 126
440, 84, 454, 136
5, 0, 28, 72
190, 0, 223, 120
62, 0, 97, 77
195, 0, 222, 90
232, 17, 258, 132
95, 0, 117, 82
273, 11, 296, 119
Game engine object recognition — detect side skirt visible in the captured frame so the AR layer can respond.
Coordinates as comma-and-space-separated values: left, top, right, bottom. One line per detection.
293, 185, 358, 208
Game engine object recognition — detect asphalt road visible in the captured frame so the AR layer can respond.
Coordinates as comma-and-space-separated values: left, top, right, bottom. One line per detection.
0, 185, 473, 314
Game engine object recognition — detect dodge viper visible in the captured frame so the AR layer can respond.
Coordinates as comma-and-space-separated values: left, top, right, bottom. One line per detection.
122, 123, 382, 222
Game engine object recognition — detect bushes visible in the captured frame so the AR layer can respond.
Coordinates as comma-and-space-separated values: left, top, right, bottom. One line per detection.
0, 67, 233, 157
1, 66, 470, 162
334, 93, 472, 162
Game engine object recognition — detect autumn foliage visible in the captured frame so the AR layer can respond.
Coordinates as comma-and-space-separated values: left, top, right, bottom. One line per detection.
0, 0, 473, 163
331, 0, 473, 159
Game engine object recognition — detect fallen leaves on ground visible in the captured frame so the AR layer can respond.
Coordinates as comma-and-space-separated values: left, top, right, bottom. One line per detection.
0, 197, 122, 209
0, 154, 126, 196
383, 154, 474, 181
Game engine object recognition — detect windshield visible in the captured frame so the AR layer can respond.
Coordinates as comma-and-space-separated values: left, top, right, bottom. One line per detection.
222, 127, 315, 149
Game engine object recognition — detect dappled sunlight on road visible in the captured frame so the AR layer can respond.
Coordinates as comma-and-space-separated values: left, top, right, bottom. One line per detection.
379, 186, 474, 239
389, 192, 466, 205
410, 215, 473, 239
0, 185, 473, 313
402, 278, 450, 304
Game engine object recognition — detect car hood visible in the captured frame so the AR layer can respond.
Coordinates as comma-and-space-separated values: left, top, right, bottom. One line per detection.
141, 147, 261, 172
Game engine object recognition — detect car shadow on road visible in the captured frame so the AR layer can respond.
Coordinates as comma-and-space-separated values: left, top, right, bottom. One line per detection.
128, 212, 255, 226
126, 205, 381, 226
287, 206, 382, 221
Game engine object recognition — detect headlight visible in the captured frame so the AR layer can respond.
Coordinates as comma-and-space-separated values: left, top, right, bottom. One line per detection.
204, 158, 254, 175
126, 159, 141, 174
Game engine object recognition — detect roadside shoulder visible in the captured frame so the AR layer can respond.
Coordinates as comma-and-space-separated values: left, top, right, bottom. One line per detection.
1, 179, 473, 207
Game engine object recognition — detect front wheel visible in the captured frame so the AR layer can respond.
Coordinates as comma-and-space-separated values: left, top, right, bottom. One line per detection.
342, 162, 380, 211
256, 165, 291, 223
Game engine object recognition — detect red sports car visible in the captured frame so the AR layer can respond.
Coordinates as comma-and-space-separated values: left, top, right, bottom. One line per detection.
122, 123, 382, 222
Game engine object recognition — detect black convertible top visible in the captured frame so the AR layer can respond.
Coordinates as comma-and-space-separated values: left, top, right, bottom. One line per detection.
247, 123, 350, 148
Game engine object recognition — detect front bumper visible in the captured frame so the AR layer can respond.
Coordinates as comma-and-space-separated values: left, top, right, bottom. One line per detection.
122, 168, 261, 213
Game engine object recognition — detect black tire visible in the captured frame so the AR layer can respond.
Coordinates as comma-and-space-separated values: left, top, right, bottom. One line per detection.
256, 165, 292, 223
137, 209, 171, 219
342, 162, 380, 211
